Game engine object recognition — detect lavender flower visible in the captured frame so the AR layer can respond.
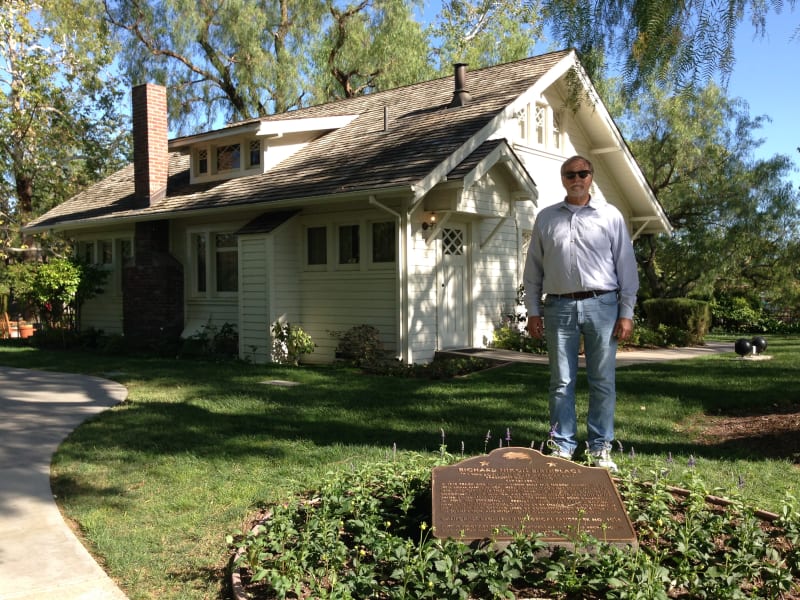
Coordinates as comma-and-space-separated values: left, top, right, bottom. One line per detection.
688, 455, 696, 468
460, 441, 465, 457
505, 427, 512, 445
483, 430, 492, 453
667, 452, 674, 465
392, 442, 397, 460
616, 440, 624, 453
629, 447, 636, 459
738, 474, 746, 490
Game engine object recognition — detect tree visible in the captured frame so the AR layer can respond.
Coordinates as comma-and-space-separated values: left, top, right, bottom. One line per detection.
431, 0, 544, 71
613, 80, 800, 307
542, 0, 797, 96
310, 0, 434, 102
104, 0, 432, 132
0, 0, 127, 259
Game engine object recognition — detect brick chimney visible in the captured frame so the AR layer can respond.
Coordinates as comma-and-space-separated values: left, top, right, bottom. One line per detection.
132, 83, 168, 206
449, 63, 472, 108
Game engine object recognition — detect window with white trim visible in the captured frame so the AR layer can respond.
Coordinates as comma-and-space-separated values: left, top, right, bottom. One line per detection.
535, 104, 546, 145
371, 221, 396, 263
191, 137, 262, 180
216, 144, 241, 172
189, 231, 238, 294
338, 224, 360, 265
74, 237, 134, 295
306, 226, 327, 266
516, 102, 564, 152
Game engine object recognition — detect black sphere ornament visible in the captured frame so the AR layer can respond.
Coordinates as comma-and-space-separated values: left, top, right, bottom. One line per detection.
734, 338, 753, 356
751, 336, 768, 354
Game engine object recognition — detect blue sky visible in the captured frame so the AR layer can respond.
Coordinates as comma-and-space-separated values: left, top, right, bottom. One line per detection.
728, 11, 799, 186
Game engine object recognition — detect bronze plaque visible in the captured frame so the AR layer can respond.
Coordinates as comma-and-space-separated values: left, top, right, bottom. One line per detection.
431, 447, 636, 546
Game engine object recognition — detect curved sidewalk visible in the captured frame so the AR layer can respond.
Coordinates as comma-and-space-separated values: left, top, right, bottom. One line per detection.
0, 367, 128, 600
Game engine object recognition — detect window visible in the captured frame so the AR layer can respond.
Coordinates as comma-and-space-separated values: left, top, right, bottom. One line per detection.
215, 233, 238, 292
100, 240, 113, 265
552, 110, 562, 149
193, 233, 207, 292
338, 225, 360, 264
216, 144, 241, 171
248, 140, 261, 168
190, 231, 238, 294
120, 239, 134, 265
371, 221, 395, 263
197, 149, 208, 174
77, 241, 94, 263
307, 226, 327, 265
535, 104, 546, 145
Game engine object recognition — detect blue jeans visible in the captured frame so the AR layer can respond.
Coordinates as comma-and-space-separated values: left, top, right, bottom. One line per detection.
542, 291, 619, 455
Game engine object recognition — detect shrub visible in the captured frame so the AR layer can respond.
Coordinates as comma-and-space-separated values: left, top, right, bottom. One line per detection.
642, 298, 710, 345
491, 325, 546, 354
332, 324, 385, 366
711, 296, 769, 333
180, 321, 239, 359
271, 321, 315, 366
5, 258, 107, 332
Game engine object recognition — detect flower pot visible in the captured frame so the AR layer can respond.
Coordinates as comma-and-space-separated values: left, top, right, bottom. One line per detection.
18, 324, 34, 339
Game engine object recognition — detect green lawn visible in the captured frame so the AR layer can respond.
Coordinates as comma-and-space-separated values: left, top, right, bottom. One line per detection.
1, 336, 798, 599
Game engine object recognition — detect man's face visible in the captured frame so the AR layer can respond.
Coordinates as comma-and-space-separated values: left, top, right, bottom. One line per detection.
560, 160, 593, 201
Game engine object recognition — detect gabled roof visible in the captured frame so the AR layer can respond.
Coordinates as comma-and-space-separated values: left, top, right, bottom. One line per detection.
26, 51, 569, 232
25, 49, 670, 235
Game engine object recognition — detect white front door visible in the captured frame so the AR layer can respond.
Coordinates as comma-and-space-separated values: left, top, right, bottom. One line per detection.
438, 225, 469, 349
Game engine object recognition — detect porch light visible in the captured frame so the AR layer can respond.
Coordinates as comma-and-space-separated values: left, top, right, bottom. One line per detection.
421, 212, 437, 231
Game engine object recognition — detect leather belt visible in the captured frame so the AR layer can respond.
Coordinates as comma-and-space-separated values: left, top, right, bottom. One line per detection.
549, 290, 616, 300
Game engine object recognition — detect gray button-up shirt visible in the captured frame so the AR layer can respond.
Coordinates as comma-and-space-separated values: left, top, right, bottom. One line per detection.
523, 197, 639, 319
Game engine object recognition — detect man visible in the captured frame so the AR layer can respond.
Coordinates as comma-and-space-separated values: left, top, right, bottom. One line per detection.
523, 155, 638, 471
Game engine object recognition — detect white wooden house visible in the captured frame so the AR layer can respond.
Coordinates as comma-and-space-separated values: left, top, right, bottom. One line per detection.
25, 50, 670, 364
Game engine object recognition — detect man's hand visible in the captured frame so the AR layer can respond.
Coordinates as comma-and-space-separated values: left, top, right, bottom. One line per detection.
614, 317, 634, 341
526, 316, 544, 339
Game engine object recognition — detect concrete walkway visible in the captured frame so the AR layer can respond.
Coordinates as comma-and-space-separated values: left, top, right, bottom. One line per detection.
0, 367, 128, 600
441, 340, 732, 367
0, 341, 733, 600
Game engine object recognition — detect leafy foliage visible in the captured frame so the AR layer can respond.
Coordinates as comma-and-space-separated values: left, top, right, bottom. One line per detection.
180, 320, 239, 359
4, 257, 106, 331
616, 80, 800, 309
230, 452, 800, 599
0, 0, 127, 253
332, 324, 386, 367
271, 321, 315, 366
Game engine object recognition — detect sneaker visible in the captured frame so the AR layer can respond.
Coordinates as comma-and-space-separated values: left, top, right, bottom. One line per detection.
546, 439, 573, 460
590, 448, 618, 472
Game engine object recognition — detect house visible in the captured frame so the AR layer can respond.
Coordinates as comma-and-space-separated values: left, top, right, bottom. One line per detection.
25, 50, 671, 365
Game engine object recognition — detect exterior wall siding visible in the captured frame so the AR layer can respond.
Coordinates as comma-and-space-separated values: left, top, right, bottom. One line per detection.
80, 293, 123, 334
239, 235, 272, 363
467, 170, 522, 349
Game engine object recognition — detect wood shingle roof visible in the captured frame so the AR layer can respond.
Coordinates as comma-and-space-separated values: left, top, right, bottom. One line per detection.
27, 51, 571, 231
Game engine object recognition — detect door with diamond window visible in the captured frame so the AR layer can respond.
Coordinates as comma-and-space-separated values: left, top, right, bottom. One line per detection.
438, 226, 469, 348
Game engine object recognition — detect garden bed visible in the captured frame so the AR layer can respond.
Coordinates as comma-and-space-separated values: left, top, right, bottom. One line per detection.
229, 454, 800, 600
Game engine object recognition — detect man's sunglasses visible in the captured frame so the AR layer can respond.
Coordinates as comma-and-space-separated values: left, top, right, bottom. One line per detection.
562, 170, 592, 180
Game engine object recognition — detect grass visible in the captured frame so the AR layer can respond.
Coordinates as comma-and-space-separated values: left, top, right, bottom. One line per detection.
0, 335, 798, 599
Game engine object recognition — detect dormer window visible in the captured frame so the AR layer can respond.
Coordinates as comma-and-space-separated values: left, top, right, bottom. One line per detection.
197, 149, 208, 174
249, 140, 261, 167
176, 114, 357, 184
216, 144, 241, 171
